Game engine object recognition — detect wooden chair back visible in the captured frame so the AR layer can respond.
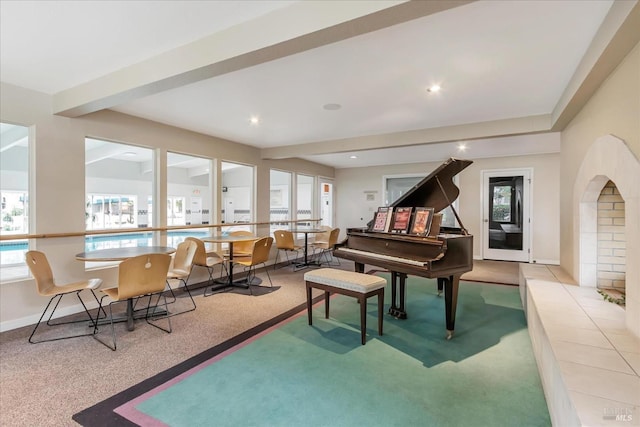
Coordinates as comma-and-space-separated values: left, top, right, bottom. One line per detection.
184, 237, 208, 267
328, 227, 341, 248
230, 230, 255, 255
274, 230, 296, 250
171, 240, 197, 274
25, 251, 56, 295
115, 254, 171, 300
250, 236, 274, 266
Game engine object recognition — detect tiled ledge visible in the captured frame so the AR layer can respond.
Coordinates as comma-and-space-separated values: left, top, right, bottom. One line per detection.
519, 264, 639, 426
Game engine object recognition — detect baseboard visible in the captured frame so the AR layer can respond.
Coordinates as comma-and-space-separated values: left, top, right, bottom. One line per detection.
531, 259, 560, 265
0, 298, 101, 333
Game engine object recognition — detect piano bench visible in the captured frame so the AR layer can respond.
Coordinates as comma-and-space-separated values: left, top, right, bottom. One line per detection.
304, 268, 386, 345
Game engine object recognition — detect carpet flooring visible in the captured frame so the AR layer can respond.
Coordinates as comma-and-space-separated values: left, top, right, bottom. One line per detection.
74, 275, 549, 427
0, 259, 530, 426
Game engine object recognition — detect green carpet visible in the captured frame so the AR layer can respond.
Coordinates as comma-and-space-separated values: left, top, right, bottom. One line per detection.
128, 277, 550, 426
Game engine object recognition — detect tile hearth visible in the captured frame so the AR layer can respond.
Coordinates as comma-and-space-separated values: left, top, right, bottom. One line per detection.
520, 264, 639, 426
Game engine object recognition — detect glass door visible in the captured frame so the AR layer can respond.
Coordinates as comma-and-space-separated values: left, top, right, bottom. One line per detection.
482, 169, 531, 262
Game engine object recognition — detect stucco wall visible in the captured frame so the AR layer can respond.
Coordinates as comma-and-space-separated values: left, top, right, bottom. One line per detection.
560, 41, 640, 275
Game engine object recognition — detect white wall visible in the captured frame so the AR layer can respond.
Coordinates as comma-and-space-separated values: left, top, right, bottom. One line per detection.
335, 148, 560, 264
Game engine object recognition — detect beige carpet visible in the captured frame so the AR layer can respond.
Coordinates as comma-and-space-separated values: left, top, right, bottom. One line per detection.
461, 259, 521, 285
0, 259, 519, 426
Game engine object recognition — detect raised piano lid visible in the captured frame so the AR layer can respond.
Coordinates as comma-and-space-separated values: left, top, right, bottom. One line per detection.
390, 157, 472, 213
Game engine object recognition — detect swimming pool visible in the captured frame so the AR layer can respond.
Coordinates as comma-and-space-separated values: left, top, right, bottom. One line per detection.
0, 231, 210, 266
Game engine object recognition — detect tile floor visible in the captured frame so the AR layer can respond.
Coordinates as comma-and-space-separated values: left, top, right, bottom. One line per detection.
520, 264, 639, 426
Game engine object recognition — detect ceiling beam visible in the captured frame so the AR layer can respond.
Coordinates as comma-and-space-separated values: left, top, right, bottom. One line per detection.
52, 0, 474, 117
261, 114, 551, 159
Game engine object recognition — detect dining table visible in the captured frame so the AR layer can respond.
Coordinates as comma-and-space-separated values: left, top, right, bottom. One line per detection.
75, 245, 176, 331
288, 228, 325, 269
203, 234, 259, 292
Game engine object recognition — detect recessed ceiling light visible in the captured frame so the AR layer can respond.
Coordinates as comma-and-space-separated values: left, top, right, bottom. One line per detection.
457, 143, 467, 152
323, 103, 342, 111
249, 116, 260, 125
123, 151, 136, 157
349, 155, 357, 159
427, 85, 441, 93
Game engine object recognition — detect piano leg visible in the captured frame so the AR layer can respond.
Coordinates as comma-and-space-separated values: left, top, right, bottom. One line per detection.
354, 262, 365, 274
388, 272, 408, 319
440, 275, 460, 340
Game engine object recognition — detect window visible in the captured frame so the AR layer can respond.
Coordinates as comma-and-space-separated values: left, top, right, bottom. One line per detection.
167, 196, 186, 226
296, 174, 314, 226
86, 194, 137, 229
384, 174, 459, 228
491, 185, 512, 222
221, 161, 254, 232
85, 138, 154, 252
1, 122, 29, 280
270, 169, 291, 233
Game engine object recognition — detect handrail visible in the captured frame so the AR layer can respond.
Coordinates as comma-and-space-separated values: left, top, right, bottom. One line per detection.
0, 219, 323, 241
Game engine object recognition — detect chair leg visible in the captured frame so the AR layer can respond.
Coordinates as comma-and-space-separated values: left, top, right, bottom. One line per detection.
92, 297, 117, 351
162, 279, 196, 317
203, 263, 228, 297
146, 293, 172, 334
247, 263, 273, 294
29, 291, 99, 344
273, 250, 281, 270
165, 281, 178, 304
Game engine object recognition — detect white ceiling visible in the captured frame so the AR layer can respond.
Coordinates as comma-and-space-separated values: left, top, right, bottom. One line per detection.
1, 0, 636, 169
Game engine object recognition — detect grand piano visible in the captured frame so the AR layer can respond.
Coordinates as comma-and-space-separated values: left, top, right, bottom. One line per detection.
333, 158, 473, 339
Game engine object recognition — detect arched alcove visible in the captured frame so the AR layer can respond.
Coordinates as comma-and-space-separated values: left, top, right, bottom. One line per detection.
573, 135, 639, 337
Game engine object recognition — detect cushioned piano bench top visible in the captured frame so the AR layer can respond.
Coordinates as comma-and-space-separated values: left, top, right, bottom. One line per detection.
304, 268, 386, 345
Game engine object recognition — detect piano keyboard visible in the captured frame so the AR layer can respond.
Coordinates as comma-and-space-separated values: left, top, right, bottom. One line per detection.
336, 247, 429, 267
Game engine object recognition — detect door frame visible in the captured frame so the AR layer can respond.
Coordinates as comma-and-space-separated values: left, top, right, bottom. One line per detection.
481, 168, 532, 262
318, 177, 335, 227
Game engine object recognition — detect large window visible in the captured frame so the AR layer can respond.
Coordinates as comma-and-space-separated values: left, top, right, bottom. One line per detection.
0, 122, 29, 279
86, 194, 137, 229
296, 174, 314, 226
167, 152, 212, 227
270, 169, 291, 233
167, 152, 213, 246
221, 161, 254, 232
85, 138, 154, 249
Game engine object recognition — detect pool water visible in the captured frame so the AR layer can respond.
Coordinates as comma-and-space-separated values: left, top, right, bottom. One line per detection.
0, 231, 209, 266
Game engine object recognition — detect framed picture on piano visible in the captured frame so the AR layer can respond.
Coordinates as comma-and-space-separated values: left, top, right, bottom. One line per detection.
390, 207, 413, 233
410, 207, 434, 235
370, 207, 393, 232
